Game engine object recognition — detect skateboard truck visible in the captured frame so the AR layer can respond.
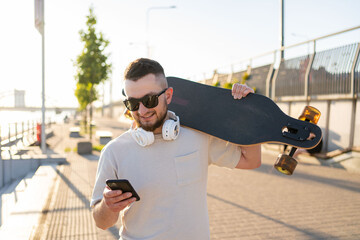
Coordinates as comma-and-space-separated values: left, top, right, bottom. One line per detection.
274, 106, 321, 175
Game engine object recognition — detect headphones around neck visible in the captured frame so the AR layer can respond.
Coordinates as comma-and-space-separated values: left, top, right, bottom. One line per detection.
130, 111, 180, 147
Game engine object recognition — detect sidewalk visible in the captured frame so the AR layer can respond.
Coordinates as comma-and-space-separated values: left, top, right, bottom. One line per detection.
2, 116, 360, 239
30, 120, 124, 240
208, 151, 360, 239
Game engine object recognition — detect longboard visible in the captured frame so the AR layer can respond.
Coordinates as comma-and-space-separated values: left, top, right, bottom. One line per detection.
167, 77, 322, 149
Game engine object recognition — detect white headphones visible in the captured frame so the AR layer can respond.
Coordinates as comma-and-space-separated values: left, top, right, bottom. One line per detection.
130, 111, 180, 147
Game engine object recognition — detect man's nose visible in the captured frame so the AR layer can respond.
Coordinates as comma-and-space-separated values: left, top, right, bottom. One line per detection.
137, 102, 149, 115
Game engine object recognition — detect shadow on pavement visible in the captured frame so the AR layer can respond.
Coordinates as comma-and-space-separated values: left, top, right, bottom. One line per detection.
55, 164, 119, 239
207, 193, 339, 239
256, 163, 360, 193
81, 153, 100, 161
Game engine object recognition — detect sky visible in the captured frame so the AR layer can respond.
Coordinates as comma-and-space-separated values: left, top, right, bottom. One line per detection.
0, 0, 359, 108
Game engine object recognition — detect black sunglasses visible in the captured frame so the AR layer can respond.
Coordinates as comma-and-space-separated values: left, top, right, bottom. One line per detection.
123, 88, 168, 111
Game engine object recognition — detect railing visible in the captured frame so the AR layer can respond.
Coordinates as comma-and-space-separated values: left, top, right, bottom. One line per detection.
0, 119, 55, 189
356, 51, 360, 93
195, 25, 360, 153
310, 43, 358, 96
1, 121, 38, 148
197, 25, 360, 101
271, 42, 360, 101
274, 55, 309, 97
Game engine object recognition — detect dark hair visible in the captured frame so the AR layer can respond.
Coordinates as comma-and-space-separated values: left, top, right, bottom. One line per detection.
124, 58, 165, 81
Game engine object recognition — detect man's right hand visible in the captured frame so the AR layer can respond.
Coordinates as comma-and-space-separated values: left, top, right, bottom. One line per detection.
103, 187, 137, 212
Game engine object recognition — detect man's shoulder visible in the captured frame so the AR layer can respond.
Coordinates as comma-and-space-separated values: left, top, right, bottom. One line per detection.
181, 126, 232, 146
180, 126, 209, 140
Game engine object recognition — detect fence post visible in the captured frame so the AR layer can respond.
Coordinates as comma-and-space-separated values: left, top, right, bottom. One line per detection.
324, 100, 331, 153
271, 57, 281, 100
265, 51, 277, 98
349, 43, 360, 149
304, 41, 316, 104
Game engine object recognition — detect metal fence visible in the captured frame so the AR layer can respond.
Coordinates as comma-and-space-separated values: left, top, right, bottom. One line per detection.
274, 55, 309, 97
309, 43, 358, 96
203, 42, 359, 99
200, 26, 360, 101
247, 64, 272, 96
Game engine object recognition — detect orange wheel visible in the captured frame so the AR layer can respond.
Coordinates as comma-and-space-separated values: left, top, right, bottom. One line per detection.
298, 106, 321, 124
274, 154, 298, 175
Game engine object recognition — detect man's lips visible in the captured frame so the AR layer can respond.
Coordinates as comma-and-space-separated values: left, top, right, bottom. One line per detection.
140, 112, 155, 121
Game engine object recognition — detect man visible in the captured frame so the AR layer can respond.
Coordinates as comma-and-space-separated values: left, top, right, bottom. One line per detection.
91, 58, 261, 240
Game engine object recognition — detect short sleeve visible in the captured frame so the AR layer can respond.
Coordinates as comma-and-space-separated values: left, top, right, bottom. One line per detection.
208, 136, 241, 169
90, 147, 118, 208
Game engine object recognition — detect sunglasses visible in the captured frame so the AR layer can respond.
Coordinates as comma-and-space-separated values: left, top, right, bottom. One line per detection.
123, 88, 168, 111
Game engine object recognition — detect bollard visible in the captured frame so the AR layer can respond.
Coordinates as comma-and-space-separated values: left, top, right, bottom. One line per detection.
32, 120, 35, 136
36, 123, 41, 145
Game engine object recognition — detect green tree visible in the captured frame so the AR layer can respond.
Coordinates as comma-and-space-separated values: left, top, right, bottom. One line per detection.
74, 82, 97, 130
74, 7, 111, 139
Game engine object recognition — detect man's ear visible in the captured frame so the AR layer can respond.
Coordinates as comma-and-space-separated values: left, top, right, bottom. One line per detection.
166, 87, 173, 104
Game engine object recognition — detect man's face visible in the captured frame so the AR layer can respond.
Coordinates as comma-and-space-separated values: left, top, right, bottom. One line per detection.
124, 74, 172, 133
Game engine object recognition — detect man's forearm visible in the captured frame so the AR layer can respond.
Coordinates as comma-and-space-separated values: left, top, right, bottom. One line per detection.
92, 199, 120, 230
236, 145, 262, 169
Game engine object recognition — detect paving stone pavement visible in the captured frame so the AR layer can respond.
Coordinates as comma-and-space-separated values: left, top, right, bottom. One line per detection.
31, 117, 360, 240
207, 154, 360, 239
31, 121, 123, 240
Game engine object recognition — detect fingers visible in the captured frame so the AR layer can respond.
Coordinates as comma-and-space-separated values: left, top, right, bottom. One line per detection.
232, 83, 254, 99
307, 132, 316, 140
103, 189, 137, 212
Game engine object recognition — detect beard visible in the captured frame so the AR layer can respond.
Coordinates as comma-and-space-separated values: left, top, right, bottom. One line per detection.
134, 105, 168, 132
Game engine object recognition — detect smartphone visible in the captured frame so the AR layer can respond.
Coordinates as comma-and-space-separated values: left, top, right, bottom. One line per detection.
106, 179, 140, 201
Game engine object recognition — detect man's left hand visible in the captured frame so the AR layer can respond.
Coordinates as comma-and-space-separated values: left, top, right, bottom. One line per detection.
232, 83, 254, 99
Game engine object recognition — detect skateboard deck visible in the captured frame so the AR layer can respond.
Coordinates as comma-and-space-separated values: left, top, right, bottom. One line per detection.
167, 77, 322, 149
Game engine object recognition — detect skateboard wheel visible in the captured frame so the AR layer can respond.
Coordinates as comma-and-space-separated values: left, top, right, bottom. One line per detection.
274, 154, 298, 175
298, 106, 321, 124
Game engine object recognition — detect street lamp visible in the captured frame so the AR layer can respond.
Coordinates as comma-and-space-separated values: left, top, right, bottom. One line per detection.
146, 5, 176, 58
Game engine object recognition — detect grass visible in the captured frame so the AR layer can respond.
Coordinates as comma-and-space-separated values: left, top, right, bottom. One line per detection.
64, 147, 72, 153
64, 147, 78, 152
92, 145, 105, 152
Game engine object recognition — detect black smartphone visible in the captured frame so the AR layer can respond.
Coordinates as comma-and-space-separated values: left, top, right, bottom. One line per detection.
106, 179, 140, 201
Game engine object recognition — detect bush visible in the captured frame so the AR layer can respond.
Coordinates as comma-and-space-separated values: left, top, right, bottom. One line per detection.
223, 82, 233, 89
212, 81, 220, 87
